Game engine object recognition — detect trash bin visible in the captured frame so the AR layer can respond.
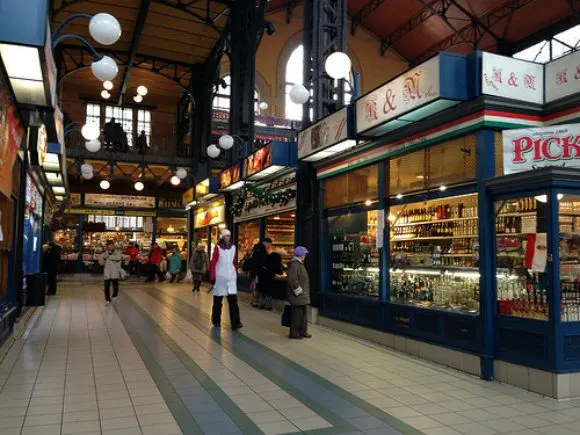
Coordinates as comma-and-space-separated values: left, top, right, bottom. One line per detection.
25, 273, 46, 306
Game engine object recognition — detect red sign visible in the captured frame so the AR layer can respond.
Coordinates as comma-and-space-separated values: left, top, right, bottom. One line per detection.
245, 144, 272, 178
0, 79, 24, 197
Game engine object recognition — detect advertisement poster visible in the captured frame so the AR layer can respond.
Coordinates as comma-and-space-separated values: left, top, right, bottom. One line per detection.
298, 107, 348, 159
219, 164, 240, 189
0, 78, 24, 197
245, 144, 272, 178
502, 123, 580, 175
195, 205, 224, 227
84, 194, 156, 209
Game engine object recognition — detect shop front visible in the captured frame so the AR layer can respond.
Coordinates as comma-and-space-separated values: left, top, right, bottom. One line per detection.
308, 49, 580, 398
192, 201, 226, 255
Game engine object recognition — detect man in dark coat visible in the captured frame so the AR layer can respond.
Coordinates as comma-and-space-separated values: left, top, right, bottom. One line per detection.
252, 238, 272, 308
45, 242, 60, 295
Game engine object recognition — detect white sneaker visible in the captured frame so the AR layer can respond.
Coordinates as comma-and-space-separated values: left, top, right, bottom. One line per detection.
106, 301, 111, 306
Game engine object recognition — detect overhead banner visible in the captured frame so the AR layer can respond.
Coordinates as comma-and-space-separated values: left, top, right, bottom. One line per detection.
545, 50, 580, 103
0, 78, 24, 197
84, 194, 156, 209
298, 107, 348, 159
502, 123, 580, 175
481, 52, 544, 104
66, 208, 156, 217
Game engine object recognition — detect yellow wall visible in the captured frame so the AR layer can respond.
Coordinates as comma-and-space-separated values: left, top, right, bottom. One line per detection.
223, 6, 409, 117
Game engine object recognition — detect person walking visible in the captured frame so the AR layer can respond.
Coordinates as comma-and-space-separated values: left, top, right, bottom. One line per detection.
287, 246, 312, 339
146, 242, 163, 282
189, 242, 209, 292
100, 240, 123, 305
209, 229, 242, 330
43, 243, 59, 295
248, 238, 271, 307
126, 242, 140, 276
168, 248, 182, 283
260, 250, 282, 310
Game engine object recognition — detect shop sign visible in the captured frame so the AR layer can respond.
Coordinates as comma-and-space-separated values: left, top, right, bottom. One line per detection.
298, 107, 348, 159
481, 52, 544, 104
36, 124, 47, 166
356, 56, 441, 133
158, 197, 182, 209
69, 193, 81, 207
54, 105, 65, 146
182, 188, 194, 205
245, 144, 273, 178
0, 78, 24, 197
194, 204, 225, 227
44, 23, 57, 108
212, 109, 296, 128
84, 194, 155, 209
25, 174, 42, 219
545, 50, 580, 103
219, 164, 241, 189
66, 208, 156, 217
502, 123, 580, 175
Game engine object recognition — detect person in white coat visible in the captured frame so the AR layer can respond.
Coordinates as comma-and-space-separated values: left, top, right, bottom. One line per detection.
100, 240, 123, 305
209, 229, 242, 330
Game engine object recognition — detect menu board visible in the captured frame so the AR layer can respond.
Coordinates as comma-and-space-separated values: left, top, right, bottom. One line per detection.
245, 144, 273, 178
84, 194, 155, 209
219, 164, 241, 189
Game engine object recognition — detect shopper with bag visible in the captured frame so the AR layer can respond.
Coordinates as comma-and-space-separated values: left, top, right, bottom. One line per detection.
168, 248, 182, 283
246, 239, 271, 307
100, 240, 123, 306
287, 246, 312, 339
146, 242, 163, 282
209, 229, 242, 330
189, 242, 209, 292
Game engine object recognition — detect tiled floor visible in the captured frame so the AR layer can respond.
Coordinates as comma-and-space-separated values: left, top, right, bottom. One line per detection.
1, 283, 580, 435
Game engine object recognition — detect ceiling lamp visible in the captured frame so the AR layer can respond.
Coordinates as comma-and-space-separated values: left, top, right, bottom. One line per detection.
89, 13, 122, 46
137, 85, 148, 96
100, 180, 110, 190
218, 134, 234, 150
101, 90, 110, 99
259, 101, 268, 111
325, 51, 352, 80
206, 144, 220, 158
134, 181, 144, 191
176, 168, 187, 180
167, 225, 175, 233
170, 175, 180, 186
82, 171, 94, 180
81, 123, 100, 140
133, 94, 143, 103
289, 84, 310, 105
103, 80, 113, 90
81, 163, 93, 174
91, 55, 118, 81
85, 139, 101, 152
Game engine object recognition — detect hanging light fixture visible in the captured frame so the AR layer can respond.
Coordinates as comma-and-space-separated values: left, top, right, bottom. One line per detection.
206, 144, 220, 158
176, 168, 187, 180
91, 56, 118, 81
324, 51, 352, 80
103, 80, 114, 90
81, 163, 93, 174
88, 13, 122, 46
100, 180, 110, 190
85, 139, 101, 152
259, 101, 269, 111
133, 94, 143, 103
137, 85, 148, 96
167, 225, 175, 233
82, 171, 94, 180
218, 135, 234, 150
81, 123, 100, 141
101, 90, 110, 99
289, 84, 310, 105
134, 181, 144, 191
170, 175, 180, 186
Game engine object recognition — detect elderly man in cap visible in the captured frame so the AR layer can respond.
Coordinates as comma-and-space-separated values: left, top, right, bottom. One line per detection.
287, 246, 312, 339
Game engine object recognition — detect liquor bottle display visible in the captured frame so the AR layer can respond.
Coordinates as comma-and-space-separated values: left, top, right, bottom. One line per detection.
329, 210, 380, 297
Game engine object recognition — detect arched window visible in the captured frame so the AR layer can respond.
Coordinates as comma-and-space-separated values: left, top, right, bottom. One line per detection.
514, 24, 580, 63
284, 44, 353, 120
212, 75, 260, 113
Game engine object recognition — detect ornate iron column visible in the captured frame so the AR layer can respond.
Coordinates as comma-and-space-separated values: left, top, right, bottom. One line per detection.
297, 0, 347, 307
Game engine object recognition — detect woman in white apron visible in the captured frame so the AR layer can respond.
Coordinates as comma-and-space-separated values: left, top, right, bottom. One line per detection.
209, 229, 243, 330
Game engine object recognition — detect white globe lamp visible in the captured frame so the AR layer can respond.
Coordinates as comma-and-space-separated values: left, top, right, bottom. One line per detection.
289, 84, 310, 105
259, 101, 268, 111
89, 13, 122, 46
91, 56, 118, 81
81, 123, 100, 141
133, 94, 143, 103
101, 90, 110, 99
325, 51, 351, 80
137, 85, 148, 96
81, 163, 93, 174
218, 135, 234, 150
103, 80, 114, 90
134, 181, 144, 191
176, 168, 187, 180
100, 180, 110, 190
170, 176, 180, 186
85, 140, 101, 152
206, 144, 220, 158
82, 171, 94, 180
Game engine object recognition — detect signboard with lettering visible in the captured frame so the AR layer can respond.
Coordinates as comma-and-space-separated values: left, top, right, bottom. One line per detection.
158, 197, 182, 209
219, 164, 241, 190
502, 123, 580, 175
298, 107, 348, 159
0, 77, 23, 197
84, 194, 155, 209
481, 52, 544, 104
194, 204, 225, 228
356, 56, 441, 134
66, 208, 157, 217
545, 50, 580, 103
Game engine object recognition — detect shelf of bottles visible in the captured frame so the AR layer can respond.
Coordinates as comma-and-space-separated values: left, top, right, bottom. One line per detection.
495, 196, 549, 321
329, 210, 379, 298
266, 212, 295, 274
560, 195, 580, 322
389, 194, 480, 314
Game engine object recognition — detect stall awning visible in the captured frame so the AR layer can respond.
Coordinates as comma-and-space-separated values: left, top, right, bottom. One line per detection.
244, 141, 297, 181
355, 52, 469, 137
298, 106, 356, 162
195, 177, 219, 203
219, 163, 245, 192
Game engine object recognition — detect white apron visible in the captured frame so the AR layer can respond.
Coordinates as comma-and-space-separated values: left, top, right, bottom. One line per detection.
213, 245, 237, 297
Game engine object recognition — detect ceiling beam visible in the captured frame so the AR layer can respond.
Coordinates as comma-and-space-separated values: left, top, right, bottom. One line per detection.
118, 0, 152, 105
351, 0, 392, 35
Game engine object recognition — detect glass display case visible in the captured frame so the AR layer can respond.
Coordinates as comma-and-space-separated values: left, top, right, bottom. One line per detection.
389, 193, 480, 314
237, 220, 260, 271
265, 212, 295, 273
559, 194, 580, 322
328, 210, 380, 297
495, 196, 549, 321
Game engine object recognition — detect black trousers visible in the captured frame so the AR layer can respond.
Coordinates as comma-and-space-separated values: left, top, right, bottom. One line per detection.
290, 305, 308, 338
212, 295, 241, 328
104, 279, 119, 302
193, 280, 201, 291
129, 261, 139, 276
47, 272, 57, 295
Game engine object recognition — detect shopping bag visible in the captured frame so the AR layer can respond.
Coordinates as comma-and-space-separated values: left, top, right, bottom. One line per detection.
281, 305, 291, 327
165, 271, 172, 281
185, 269, 193, 283
119, 268, 128, 281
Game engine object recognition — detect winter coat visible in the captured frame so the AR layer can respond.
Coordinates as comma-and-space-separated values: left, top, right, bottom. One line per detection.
169, 253, 182, 274
100, 250, 123, 280
261, 252, 283, 297
210, 242, 238, 296
149, 246, 162, 265
189, 249, 209, 281
287, 258, 310, 306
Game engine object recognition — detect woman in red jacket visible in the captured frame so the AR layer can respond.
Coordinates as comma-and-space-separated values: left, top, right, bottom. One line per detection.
145, 242, 164, 283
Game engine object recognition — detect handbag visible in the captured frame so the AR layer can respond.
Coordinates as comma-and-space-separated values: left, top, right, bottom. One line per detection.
185, 269, 193, 283
281, 305, 291, 327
